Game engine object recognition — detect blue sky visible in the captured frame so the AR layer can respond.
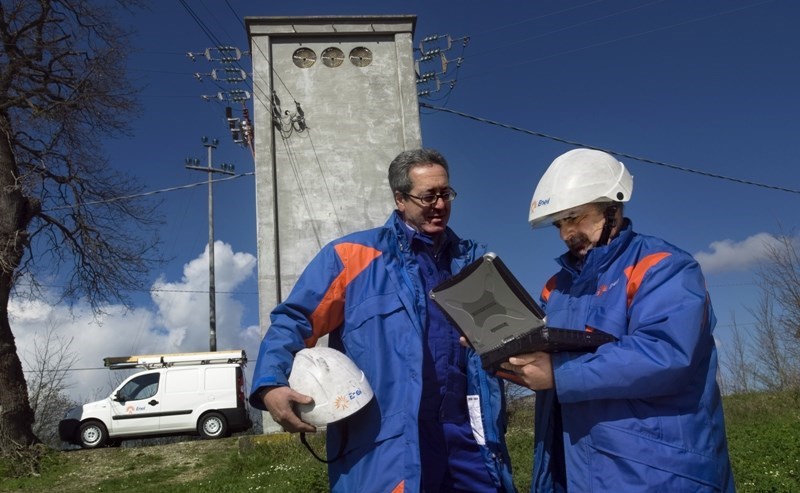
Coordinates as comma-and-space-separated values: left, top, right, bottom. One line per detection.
12, 0, 800, 400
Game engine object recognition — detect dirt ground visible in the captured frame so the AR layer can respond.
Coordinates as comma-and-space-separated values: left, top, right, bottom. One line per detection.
52, 437, 238, 490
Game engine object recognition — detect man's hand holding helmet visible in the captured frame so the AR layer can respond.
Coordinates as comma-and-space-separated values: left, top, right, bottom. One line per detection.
261, 386, 317, 433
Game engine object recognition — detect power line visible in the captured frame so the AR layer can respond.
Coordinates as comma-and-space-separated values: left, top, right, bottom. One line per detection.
707, 282, 758, 288
14, 282, 257, 296
150, 287, 257, 295
23, 367, 107, 373
37, 98, 798, 219
178, 0, 229, 57
420, 102, 800, 195
41, 171, 253, 212
179, 0, 297, 157
716, 322, 758, 328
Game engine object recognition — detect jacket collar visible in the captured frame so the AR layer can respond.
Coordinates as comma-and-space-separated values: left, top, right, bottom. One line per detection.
557, 218, 634, 277
389, 210, 459, 256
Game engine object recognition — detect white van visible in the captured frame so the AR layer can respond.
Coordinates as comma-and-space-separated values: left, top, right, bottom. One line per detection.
59, 350, 252, 448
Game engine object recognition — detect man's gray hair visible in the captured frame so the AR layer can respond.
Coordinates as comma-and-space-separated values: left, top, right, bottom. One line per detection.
388, 148, 449, 194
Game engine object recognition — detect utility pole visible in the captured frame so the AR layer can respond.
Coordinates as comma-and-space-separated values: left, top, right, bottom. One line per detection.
186, 46, 249, 351
185, 137, 235, 351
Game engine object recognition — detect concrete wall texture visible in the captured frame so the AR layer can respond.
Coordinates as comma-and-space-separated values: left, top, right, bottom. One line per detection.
246, 15, 422, 431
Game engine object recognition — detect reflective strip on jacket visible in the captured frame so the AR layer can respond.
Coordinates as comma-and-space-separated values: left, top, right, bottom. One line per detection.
250, 212, 516, 493
533, 219, 735, 493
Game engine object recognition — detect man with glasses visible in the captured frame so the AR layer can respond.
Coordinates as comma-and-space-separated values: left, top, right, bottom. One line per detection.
250, 148, 517, 493
508, 148, 734, 492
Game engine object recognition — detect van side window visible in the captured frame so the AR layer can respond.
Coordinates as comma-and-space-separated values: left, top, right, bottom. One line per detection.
120, 373, 160, 401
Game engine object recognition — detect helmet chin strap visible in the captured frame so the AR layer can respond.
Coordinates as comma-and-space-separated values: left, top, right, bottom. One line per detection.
597, 204, 619, 246
301, 429, 347, 463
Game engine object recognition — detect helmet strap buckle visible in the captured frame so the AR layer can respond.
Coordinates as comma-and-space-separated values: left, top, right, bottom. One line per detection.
597, 204, 619, 246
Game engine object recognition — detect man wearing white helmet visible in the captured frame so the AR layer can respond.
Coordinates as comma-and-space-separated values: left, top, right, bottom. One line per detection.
508, 148, 735, 492
250, 148, 517, 493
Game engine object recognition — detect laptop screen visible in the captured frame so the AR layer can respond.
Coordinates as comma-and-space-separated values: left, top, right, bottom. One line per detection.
429, 252, 546, 356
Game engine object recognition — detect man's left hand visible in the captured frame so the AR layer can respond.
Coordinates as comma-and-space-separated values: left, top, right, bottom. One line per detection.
501, 351, 554, 390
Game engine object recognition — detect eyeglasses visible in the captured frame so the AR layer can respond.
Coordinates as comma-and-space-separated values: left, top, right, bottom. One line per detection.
553, 211, 588, 229
404, 188, 457, 206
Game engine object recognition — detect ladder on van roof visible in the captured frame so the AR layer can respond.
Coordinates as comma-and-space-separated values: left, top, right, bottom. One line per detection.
103, 349, 246, 370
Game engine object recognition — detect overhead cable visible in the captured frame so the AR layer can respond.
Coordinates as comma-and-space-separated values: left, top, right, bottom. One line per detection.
421, 102, 800, 195
42, 172, 254, 212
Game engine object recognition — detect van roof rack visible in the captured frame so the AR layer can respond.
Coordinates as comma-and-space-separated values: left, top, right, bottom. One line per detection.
103, 349, 246, 370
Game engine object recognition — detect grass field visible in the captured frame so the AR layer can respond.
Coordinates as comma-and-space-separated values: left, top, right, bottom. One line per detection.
0, 390, 798, 492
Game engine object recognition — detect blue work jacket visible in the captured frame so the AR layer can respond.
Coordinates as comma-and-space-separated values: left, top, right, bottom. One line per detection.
532, 219, 735, 492
250, 212, 516, 493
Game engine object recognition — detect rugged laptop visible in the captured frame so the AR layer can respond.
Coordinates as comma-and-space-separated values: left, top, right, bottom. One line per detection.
430, 252, 617, 371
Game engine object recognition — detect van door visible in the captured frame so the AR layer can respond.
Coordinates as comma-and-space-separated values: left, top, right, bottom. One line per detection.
159, 366, 201, 432
109, 370, 163, 435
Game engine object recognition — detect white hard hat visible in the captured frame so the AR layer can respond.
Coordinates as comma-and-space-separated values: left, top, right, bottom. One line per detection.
528, 148, 633, 228
288, 347, 374, 427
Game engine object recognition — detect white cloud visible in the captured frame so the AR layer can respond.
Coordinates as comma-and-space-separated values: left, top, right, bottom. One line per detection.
694, 232, 782, 273
10, 241, 260, 404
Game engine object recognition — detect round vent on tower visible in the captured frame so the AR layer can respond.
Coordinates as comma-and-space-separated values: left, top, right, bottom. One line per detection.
292, 47, 316, 68
321, 47, 345, 68
349, 47, 373, 67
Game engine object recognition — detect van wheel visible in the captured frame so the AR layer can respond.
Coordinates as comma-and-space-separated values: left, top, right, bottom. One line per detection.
79, 421, 108, 449
198, 412, 228, 439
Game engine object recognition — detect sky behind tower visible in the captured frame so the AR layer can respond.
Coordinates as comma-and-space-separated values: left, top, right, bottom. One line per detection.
12, 0, 800, 401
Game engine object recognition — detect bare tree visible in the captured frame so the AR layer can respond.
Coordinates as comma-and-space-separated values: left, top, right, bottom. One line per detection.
0, 0, 158, 455
749, 233, 800, 391
22, 324, 78, 448
719, 313, 757, 394
748, 292, 795, 390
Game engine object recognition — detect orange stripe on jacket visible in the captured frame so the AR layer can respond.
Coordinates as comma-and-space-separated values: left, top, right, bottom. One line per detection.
391, 480, 405, 493
623, 252, 671, 307
305, 243, 383, 347
541, 274, 558, 303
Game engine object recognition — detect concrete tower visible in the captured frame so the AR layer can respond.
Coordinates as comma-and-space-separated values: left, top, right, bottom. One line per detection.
245, 16, 421, 429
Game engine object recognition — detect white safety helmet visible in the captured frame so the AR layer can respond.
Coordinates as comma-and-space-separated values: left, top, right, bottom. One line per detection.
528, 148, 633, 228
288, 346, 374, 427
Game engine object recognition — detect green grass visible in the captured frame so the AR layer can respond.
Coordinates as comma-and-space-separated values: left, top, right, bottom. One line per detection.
506, 396, 535, 492
1, 391, 798, 493
724, 390, 800, 492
